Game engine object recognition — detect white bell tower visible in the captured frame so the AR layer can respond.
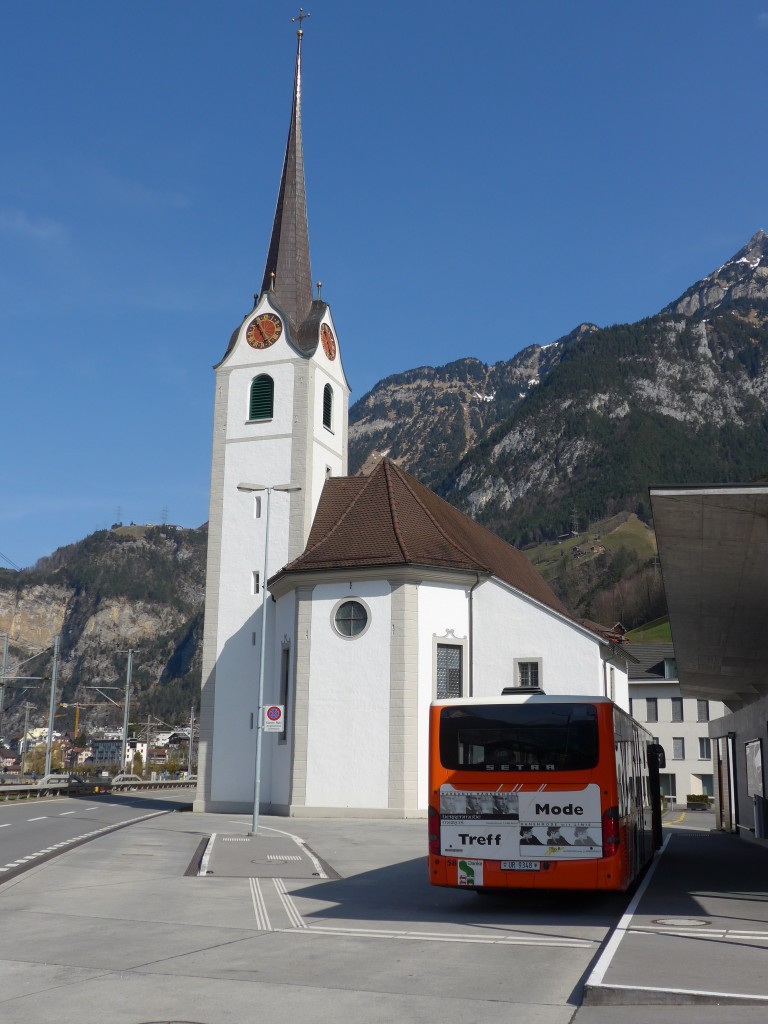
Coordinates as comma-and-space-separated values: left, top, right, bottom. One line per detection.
195, 21, 350, 812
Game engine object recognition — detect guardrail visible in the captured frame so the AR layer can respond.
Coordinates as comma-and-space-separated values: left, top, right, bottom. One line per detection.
0, 780, 196, 802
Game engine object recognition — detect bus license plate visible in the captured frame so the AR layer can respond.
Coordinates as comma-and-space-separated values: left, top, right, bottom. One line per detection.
501, 860, 541, 871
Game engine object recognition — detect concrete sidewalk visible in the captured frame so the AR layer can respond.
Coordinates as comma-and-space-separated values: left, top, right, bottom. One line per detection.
582, 828, 768, 1009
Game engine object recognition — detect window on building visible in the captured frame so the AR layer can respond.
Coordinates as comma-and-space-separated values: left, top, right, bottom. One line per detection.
628, 698, 634, 718
671, 698, 683, 722
437, 644, 463, 699
646, 698, 658, 723
699, 737, 711, 760
323, 384, 333, 429
516, 660, 541, 689
334, 600, 368, 638
672, 737, 685, 760
252, 495, 262, 518
252, 571, 260, 595
664, 658, 677, 679
249, 374, 274, 420
659, 773, 676, 801
697, 699, 709, 722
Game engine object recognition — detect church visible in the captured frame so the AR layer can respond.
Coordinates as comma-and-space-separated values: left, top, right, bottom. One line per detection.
194, 25, 631, 817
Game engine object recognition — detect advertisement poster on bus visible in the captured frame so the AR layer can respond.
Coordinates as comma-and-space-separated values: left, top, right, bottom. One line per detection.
439, 783, 603, 860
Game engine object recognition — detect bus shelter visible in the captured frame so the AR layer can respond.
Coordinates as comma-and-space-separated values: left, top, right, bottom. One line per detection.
649, 484, 768, 839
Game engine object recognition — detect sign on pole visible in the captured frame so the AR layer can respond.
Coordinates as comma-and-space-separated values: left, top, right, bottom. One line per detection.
263, 705, 284, 732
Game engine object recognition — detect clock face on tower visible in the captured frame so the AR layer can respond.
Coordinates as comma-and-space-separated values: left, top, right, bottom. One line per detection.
321, 323, 336, 360
246, 313, 283, 349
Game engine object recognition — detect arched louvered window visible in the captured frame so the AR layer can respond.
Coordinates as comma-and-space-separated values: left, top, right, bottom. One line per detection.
249, 375, 274, 421
323, 383, 333, 429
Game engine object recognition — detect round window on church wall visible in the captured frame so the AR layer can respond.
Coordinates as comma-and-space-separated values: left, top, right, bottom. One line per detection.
333, 599, 369, 638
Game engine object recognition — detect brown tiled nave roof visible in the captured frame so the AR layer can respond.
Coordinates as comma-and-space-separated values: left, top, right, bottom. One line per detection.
282, 459, 568, 617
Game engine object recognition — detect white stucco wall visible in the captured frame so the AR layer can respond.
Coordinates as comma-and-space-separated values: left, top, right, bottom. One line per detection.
304, 580, 392, 808
416, 581, 470, 806
473, 580, 606, 697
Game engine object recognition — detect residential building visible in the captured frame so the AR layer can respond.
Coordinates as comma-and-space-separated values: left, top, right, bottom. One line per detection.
628, 642, 725, 806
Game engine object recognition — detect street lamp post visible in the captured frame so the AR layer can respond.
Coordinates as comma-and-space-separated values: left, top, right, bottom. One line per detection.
237, 481, 300, 834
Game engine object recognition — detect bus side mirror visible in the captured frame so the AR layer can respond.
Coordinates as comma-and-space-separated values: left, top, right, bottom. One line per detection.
648, 742, 666, 769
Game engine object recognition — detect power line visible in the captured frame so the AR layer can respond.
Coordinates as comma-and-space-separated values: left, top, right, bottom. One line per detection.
0, 549, 22, 571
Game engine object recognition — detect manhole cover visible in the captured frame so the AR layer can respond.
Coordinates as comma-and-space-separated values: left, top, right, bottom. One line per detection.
652, 918, 710, 927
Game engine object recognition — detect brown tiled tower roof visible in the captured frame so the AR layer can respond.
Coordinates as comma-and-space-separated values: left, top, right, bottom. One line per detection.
280, 459, 569, 617
260, 28, 313, 332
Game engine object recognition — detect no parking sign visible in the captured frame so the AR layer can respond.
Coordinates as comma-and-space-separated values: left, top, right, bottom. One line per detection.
263, 704, 284, 732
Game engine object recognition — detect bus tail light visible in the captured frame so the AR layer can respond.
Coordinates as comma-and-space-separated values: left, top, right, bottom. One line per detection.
602, 806, 620, 857
428, 805, 440, 855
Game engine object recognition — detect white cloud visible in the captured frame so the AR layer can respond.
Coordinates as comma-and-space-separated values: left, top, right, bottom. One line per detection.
88, 166, 190, 210
0, 208, 67, 243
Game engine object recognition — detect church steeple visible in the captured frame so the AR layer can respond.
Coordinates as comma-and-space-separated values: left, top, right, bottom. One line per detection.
260, 18, 313, 331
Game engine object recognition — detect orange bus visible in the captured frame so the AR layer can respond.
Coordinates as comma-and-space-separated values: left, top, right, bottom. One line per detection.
428, 694, 664, 892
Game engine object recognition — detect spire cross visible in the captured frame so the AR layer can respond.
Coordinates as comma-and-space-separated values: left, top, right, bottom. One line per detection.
292, 8, 311, 32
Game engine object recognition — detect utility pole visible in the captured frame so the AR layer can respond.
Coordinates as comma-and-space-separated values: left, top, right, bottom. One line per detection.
20, 702, 34, 777
0, 632, 8, 746
44, 635, 60, 776
144, 715, 153, 779
117, 650, 134, 772
188, 704, 195, 774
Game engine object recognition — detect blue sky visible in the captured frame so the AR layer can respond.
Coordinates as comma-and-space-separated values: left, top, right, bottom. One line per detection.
2, 1, 767, 570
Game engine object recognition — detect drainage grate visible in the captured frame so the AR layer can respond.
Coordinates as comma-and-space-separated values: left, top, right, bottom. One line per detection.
267, 854, 302, 861
222, 837, 250, 842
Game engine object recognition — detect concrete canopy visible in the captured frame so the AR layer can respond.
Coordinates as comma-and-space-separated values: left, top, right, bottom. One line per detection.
650, 484, 768, 710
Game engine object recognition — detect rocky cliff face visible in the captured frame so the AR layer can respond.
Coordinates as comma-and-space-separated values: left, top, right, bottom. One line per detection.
350, 231, 768, 546
349, 323, 598, 485
663, 230, 768, 317
0, 525, 206, 742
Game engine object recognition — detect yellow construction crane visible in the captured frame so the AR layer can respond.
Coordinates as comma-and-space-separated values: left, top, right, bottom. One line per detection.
60, 701, 116, 736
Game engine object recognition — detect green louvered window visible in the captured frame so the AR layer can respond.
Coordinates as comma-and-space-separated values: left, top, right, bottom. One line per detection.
323, 383, 333, 429
249, 375, 274, 421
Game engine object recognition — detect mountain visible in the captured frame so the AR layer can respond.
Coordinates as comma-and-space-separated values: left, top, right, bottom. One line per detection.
350, 230, 768, 548
3, 232, 767, 739
0, 525, 206, 744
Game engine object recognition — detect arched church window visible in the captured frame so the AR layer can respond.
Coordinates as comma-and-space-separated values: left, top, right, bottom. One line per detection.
323, 383, 333, 430
249, 375, 274, 421
333, 599, 369, 638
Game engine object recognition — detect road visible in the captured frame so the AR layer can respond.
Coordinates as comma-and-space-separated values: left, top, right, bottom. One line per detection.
0, 789, 192, 883
0, 804, 714, 1024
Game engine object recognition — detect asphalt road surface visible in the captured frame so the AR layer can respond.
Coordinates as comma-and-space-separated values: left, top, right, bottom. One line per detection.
0, 789, 192, 882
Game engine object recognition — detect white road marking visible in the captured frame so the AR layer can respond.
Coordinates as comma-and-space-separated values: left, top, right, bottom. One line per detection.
59, 811, 75, 816
0, 823, 11, 828
274, 877, 306, 928
632, 925, 768, 942
279, 925, 593, 947
27, 817, 47, 822
249, 877, 272, 931
585, 834, 670, 987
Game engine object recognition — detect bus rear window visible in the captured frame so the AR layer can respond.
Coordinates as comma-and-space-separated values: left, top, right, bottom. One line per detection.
439, 703, 599, 772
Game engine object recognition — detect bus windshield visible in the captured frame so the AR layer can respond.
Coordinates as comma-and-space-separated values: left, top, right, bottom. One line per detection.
439, 702, 599, 772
